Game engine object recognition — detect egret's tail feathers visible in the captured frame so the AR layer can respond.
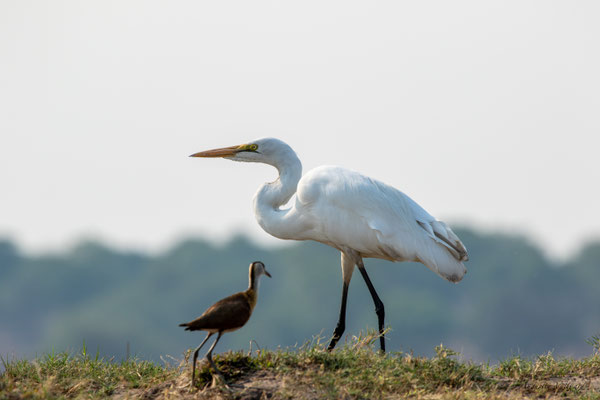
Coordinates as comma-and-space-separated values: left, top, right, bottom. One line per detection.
417, 220, 469, 262
418, 247, 467, 283
412, 220, 468, 283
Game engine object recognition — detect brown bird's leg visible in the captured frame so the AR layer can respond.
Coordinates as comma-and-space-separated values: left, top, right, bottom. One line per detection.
357, 261, 386, 353
206, 331, 224, 376
192, 332, 213, 387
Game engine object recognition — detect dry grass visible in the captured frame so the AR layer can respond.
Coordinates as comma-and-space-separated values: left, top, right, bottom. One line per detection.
2, 332, 600, 399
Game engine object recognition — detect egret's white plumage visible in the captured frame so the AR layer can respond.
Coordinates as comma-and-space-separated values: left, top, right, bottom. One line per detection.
191, 137, 468, 351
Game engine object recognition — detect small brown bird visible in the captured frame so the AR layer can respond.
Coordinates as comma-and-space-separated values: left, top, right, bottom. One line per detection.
179, 261, 271, 386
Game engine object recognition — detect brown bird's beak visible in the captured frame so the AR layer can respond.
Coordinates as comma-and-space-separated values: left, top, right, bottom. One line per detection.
264, 270, 272, 278
189, 145, 241, 158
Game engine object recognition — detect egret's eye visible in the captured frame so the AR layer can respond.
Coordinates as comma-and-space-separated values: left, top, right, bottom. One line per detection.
249, 144, 258, 151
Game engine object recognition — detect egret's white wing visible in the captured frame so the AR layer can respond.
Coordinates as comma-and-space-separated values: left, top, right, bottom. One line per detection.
296, 166, 467, 282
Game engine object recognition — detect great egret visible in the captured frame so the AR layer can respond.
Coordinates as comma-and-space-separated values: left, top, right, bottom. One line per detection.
191, 138, 468, 352
179, 261, 271, 385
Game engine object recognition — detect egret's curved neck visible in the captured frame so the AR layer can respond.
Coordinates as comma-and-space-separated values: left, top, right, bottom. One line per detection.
253, 152, 302, 240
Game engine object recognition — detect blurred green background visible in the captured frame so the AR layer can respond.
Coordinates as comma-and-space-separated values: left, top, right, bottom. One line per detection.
1, 226, 599, 363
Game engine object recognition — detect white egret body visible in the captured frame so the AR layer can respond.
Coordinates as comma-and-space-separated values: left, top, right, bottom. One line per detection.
191, 138, 468, 351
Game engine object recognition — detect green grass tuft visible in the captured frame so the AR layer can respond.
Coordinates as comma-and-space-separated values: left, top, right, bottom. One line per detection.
2, 332, 600, 399
1, 347, 174, 399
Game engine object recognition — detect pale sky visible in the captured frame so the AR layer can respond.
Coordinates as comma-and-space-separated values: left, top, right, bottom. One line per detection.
1, 1, 599, 257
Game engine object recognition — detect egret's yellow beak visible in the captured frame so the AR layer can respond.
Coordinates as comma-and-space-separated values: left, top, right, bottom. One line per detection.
189, 145, 241, 158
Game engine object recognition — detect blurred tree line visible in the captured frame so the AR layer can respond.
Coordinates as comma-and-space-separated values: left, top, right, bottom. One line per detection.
0, 227, 599, 362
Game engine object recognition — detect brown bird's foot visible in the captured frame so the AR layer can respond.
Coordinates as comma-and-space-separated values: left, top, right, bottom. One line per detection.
210, 372, 229, 389
207, 355, 228, 388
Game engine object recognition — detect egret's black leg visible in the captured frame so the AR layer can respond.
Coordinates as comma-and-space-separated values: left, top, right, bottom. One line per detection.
328, 281, 349, 351
357, 262, 386, 352
205, 331, 224, 376
192, 332, 213, 386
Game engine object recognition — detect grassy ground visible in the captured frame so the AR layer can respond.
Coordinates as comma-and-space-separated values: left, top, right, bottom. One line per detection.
2, 333, 600, 399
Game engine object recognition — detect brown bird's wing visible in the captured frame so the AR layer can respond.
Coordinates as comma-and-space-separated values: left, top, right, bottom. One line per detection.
179, 292, 252, 332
